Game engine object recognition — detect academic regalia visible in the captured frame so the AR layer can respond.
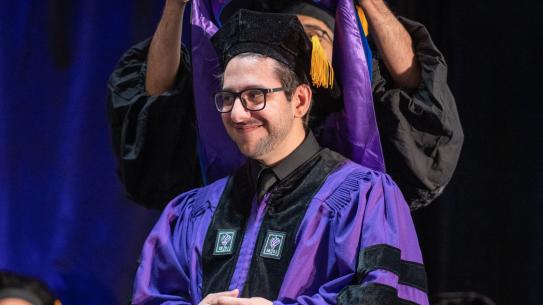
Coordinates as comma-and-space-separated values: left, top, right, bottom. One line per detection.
107, 1, 463, 210
131, 9, 428, 305
132, 141, 428, 305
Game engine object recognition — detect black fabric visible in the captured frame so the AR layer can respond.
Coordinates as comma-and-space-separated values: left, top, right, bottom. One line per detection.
269, 132, 321, 180
357, 244, 402, 278
211, 9, 312, 83
201, 173, 251, 295
338, 283, 422, 305
249, 132, 321, 187
255, 169, 277, 203
201, 148, 345, 299
399, 298, 420, 305
371, 17, 463, 210
356, 244, 428, 293
242, 149, 345, 298
250, 132, 321, 201
107, 39, 201, 209
338, 283, 397, 305
399, 260, 428, 292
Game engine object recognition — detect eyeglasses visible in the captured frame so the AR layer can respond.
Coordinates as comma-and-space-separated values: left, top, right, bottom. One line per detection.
302, 24, 333, 44
214, 87, 286, 113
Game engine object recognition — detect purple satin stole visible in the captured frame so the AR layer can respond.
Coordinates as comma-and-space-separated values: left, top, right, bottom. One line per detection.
190, 0, 385, 183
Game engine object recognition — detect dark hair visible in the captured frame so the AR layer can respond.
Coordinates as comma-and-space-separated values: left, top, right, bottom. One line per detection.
271, 58, 312, 129
271, 57, 305, 101
0, 271, 58, 305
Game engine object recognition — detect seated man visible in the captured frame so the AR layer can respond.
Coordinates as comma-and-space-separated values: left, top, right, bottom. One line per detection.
107, 0, 463, 211
132, 10, 428, 305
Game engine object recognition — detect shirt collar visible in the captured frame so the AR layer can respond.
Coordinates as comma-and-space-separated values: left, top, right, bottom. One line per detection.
249, 131, 321, 190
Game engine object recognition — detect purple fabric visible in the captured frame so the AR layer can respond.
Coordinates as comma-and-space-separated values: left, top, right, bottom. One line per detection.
132, 162, 427, 305
277, 162, 426, 305
228, 194, 270, 293
189, 0, 385, 184
318, 0, 385, 172
131, 178, 229, 305
190, 0, 245, 182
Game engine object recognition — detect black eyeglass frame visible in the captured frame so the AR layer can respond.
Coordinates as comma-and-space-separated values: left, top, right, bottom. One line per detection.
214, 87, 286, 113
302, 24, 334, 44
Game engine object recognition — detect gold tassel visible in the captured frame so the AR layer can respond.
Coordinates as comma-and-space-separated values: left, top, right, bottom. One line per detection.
310, 35, 334, 88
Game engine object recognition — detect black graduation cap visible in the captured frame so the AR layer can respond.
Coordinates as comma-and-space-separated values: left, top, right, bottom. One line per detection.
211, 9, 334, 89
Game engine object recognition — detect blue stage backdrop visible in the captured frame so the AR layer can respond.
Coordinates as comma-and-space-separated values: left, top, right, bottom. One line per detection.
0, 1, 167, 304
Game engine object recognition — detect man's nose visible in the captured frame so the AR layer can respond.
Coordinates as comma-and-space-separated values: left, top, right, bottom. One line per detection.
229, 97, 251, 122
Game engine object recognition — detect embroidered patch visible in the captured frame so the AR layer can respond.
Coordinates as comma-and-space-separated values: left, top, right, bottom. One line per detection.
213, 229, 237, 255
260, 230, 286, 260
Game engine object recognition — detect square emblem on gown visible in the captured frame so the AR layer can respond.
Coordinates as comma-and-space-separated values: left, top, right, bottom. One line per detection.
260, 230, 286, 260
213, 229, 237, 255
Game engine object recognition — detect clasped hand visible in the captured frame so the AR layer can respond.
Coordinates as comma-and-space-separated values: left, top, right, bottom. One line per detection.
199, 289, 273, 305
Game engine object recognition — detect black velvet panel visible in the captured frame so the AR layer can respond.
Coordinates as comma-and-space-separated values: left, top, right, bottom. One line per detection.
399, 261, 428, 293
338, 283, 422, 305
357, 244, 402, 280
211, 9, 311, 81
338, 283, 397, 305
201, 148, 345, 299
355, 244, 428, 293
242, 149, 346, 299
201, 168, 252, 296
398, 298, 419, 305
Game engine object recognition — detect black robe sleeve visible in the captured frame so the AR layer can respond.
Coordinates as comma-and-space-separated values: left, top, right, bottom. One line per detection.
106, 39, 201, 209
372, 17, 464, 210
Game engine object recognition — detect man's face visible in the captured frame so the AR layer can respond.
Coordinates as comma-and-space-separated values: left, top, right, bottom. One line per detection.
297, 15, 334, 62
221, 55, 297, 161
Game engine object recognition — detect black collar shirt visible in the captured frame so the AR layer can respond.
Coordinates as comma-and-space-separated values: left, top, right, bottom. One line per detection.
248, 132, 321, 202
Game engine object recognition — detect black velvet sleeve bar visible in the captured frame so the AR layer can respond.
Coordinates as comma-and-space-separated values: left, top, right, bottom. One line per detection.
371, 17, 464, 210
106, 39, 201, 209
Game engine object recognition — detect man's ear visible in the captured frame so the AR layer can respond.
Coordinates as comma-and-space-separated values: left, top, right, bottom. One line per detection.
292, 84, 312, 118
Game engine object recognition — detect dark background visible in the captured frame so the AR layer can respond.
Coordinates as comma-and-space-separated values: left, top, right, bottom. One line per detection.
1, 1, 541, 304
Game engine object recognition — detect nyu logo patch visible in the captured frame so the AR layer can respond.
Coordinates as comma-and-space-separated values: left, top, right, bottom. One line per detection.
260, 230, 286, 260
213, 229, 237, 255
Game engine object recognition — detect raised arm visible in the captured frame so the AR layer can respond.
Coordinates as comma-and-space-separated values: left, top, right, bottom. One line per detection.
359, 0, 421, 89
369, 15, 463, 209
146, 0, 189, 95
107, 1, 202, 210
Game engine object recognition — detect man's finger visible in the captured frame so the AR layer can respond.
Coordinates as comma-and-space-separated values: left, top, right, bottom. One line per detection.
215, 296, 248, 305
201, 289, 240, 305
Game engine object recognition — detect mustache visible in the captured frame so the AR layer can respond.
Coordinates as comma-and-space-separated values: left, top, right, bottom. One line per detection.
229, 119, 263, 128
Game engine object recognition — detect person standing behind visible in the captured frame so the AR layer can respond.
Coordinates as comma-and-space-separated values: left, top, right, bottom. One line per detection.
107, 0, 463, 210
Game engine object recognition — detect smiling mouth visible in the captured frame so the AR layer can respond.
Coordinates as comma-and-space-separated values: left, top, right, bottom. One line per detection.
234, 124, 262, 134
235, 125, 262, 133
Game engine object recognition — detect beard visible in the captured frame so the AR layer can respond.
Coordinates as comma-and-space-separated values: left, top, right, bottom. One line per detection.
226, 114, 294, 160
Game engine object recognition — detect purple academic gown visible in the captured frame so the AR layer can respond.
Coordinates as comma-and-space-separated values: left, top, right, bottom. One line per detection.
132, 159, 428, 305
